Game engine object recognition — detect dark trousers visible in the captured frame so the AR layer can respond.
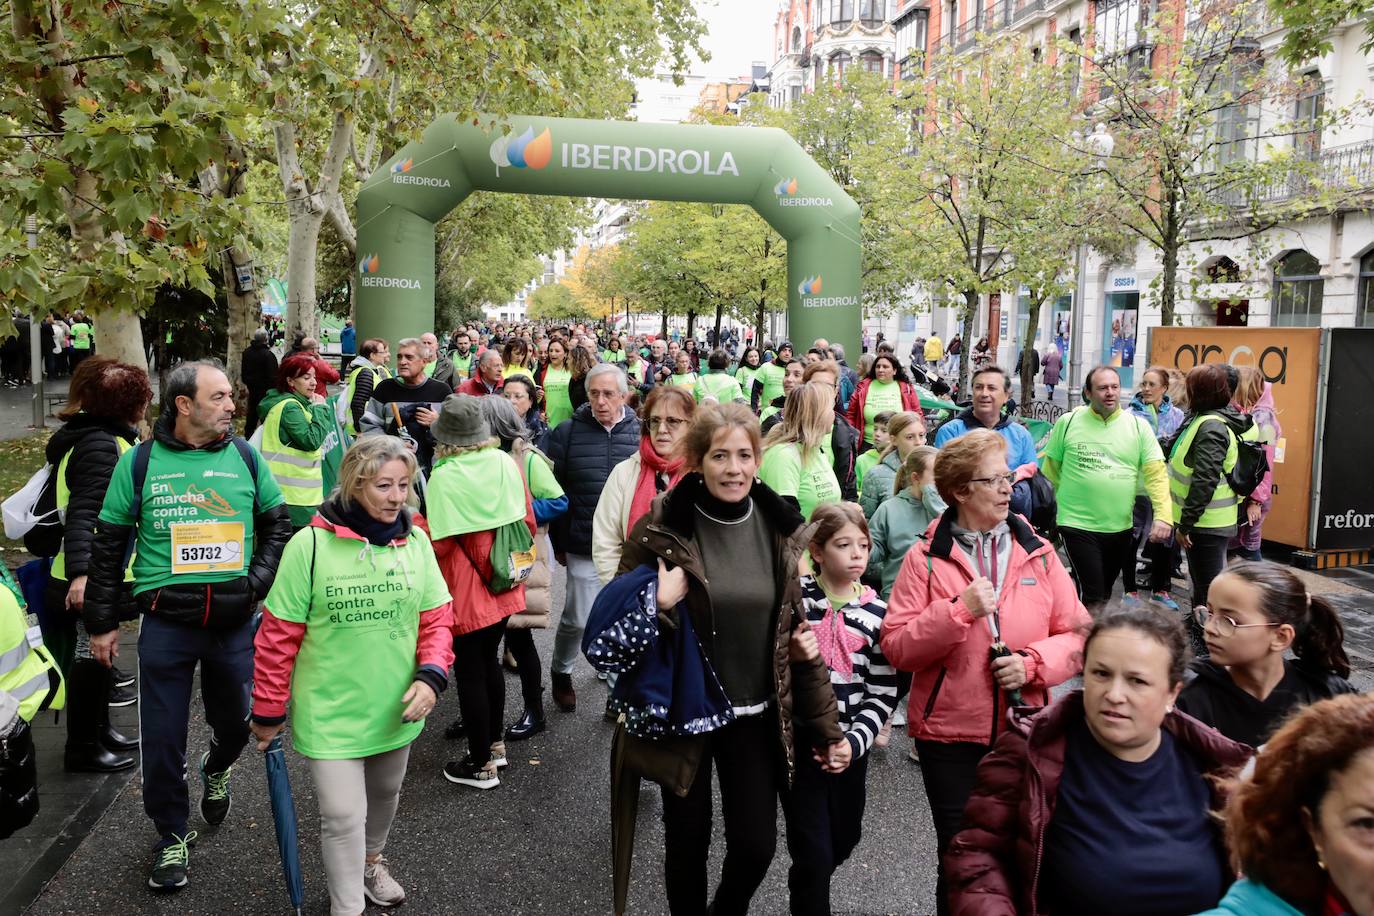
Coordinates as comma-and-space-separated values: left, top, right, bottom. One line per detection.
453, 619, 506, 765
1059, 526, 1134, 611
915, 739, 993, 916
782, 740, 870, 916
661, 711, 781, 916
1126, 496, 1178, 594
137, 614, 254, 838
504, 628, 543, 711
1185, 531, 1231, 653
243, 388, 269, 437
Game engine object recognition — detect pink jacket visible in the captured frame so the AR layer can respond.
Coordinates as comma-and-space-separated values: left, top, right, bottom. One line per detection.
879, 512, 1089, 746
1241, 382, 1281, 509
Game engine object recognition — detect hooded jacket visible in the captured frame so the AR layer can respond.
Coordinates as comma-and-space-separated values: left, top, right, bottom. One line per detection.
844, 377, 923, 440
82, 412, 292, 634
606, 474, 842, 789
945, 692, 1252, 916
1176, 657, 1354, 749
45, 413, 139, 583
1127, 392, 1185, 442
544, 403, 640, 557
1173, 406, 1254, 534
1239, 383, 1280, 509
867, 484, 948, 600
859, 450, 903, 519
934, 408, 1039, 470
879, 511, 1090, 746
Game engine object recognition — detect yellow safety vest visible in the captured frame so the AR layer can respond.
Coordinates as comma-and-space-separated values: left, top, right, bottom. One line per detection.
1169, 414, 1244, 529
53, 436, 135, 582
342, 364, 391, 436
261, 398, 324, 508
0, 588, 64, 722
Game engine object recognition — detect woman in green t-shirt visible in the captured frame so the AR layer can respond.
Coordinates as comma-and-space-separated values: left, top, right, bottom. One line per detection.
735, 346, 763, 399
759, 382, 842, 520
539, 339, 574, 428
250, 436, 454, 914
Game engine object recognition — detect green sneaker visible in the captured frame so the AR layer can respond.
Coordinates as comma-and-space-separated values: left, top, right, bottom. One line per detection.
199, 752, 233, 826
148, 831, 197, 891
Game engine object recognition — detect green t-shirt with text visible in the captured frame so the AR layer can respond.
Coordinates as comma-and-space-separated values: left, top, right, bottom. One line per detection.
543, 367, 573, 428
70, 322, 92, 349
759, 442, 841, 521
98, 440, 284, 593
264, 525, 451, 759
863, 380, 903, 444
1043, 406, 1162, 532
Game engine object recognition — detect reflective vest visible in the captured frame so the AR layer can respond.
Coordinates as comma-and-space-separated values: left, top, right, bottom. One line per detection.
1169, 414, 1245, 528
261, 398, 324, 508
53, 436, 135, 582
0, 586, 63, 722
343, 364, 390, 436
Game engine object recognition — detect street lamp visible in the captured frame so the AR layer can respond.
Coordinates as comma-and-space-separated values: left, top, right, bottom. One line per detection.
25, 215, 44, 430
1067, 123, 1114, 393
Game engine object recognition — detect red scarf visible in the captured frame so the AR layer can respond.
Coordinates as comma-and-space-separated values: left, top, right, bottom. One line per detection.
1322, 882, 1355, 916
628, 437, 684, 535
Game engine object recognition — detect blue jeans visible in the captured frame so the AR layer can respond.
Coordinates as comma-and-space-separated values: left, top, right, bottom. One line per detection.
137, 613, 254, 838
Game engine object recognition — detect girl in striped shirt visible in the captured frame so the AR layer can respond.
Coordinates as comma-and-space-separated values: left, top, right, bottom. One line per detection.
785, 501, 899, 916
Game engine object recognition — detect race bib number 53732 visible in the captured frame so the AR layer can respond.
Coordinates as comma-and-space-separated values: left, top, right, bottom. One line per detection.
170, 522, 245, 575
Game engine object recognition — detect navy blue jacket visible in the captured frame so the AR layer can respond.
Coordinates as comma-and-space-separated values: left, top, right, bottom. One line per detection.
544, 403, 640, 556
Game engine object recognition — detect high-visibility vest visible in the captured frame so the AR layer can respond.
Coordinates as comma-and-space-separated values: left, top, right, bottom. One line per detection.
343, 364, 390, 435
0, 587, 63, 722
1169, 414, 1244, 528
53, 436, 135, 582
261, 398, 324, 508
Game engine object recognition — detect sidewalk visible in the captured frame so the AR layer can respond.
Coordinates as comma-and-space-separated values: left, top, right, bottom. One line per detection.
0, 626, 139, 914
0, 380, 68, 443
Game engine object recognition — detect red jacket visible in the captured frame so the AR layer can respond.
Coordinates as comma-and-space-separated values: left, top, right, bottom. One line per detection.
879, 512, 1089, 746
251, 514, 455, 721
845, 377, 923, 437
415, 490, 536, 636
310, 356, 340, 398
456, 375, 503, 397
945, 692, 1253, 916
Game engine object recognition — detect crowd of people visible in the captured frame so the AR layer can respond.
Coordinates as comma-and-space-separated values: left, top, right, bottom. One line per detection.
0, 318, 1368, 916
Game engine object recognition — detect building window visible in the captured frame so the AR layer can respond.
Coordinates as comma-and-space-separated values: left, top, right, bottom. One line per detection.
792, 26, 802, 51
831, 0, 854, 24
945, 0, 958, 41
1207, 256, 1241, 282
1294, 70, 1324, 160
1359, 250, 1374, 327
829, 50, 852, 77
1215, 57, 1260, 166
895, 7, 928, 73
1031, 45, 1042, 63
1272, 250, 1324, 327
862, 50, 885, 72
1067, 26, 1083, 94
1094, 0, 1145, 59
790, 84, 803, 104
859, 0, 884, 27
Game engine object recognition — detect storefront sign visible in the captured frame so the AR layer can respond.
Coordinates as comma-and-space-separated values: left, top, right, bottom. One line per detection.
1313, 329, 1374, 551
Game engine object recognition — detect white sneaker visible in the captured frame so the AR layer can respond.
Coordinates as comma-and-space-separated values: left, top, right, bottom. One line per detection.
363, 855, 406, 907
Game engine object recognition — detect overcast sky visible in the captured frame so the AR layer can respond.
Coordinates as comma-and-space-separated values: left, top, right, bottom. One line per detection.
693, 0, 777, 80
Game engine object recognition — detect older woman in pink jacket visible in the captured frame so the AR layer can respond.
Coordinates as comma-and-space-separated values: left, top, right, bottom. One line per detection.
879, 429, 1089, 916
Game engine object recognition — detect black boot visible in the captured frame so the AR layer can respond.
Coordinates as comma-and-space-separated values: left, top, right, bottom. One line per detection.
101, 723, 140, 752
65, 660, 136, 773
504, 707, 546, 742
444, 717, 466, 740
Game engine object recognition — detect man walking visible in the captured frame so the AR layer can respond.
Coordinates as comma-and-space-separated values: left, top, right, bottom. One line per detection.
420, 332, 456, 388
338, 318, 356, 373
934, 366, 1038, 468
83, 361, 291, 892
361, 338, 452, 476
240, 329, 278, 438
297, 337, 340, 398
543, 364, 639, 713
448, 330, 476, 381
456, 349, 504, 397
1041, 346, 1062, 401
1042, 365, 1172, 610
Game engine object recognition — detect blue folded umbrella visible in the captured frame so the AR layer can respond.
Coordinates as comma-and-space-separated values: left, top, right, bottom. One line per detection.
265, 735, 304, 915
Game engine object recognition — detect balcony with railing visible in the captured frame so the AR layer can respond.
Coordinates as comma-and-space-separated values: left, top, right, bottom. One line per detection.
1012, 0, 1047, 21
954, 0, 1014, 51
1214, 139, 1374, 207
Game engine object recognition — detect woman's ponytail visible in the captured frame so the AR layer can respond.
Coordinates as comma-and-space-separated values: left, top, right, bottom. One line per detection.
1295, 595, 1351, 680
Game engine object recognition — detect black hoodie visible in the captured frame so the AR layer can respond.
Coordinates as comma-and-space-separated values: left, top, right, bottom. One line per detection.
1177, 658, 1355, 748
45, 413, 139, 582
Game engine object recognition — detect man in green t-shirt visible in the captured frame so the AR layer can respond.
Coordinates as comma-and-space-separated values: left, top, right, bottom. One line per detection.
82, 361, 292, 892
1042, 365, 1171, 610
750, 341, 794, 412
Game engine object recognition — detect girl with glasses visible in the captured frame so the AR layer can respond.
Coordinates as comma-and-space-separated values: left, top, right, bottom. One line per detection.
1176, 560, 1354, 749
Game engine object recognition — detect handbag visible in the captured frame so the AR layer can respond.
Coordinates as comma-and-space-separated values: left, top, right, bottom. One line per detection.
612, 720, 705, 798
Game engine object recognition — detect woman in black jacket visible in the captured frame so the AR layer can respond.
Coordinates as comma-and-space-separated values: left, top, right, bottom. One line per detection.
45, 357, 152, 772
1177, 560, 1353, 748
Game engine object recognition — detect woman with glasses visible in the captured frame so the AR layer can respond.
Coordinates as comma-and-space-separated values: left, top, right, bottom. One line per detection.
592, 386, 696, 585
1177, 560, 1353, 749
880, 429, 1089, 916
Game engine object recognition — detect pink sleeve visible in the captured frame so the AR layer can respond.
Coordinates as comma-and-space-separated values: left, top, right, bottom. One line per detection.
416, 601, 456, 671
1251, 442, 1276, 507
1020, 554, 1090, 688
252, 607, 306, 720
879, 549, 976, 672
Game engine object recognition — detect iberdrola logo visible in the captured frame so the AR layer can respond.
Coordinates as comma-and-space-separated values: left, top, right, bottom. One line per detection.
390, 158, 413, 174
359, 253, 380, 275
798, 275, 823, 296
489, 126, 553, 176
774, 177, 798, 196
357, 253, 421, 290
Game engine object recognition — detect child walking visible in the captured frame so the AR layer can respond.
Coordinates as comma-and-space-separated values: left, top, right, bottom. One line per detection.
784, 502, 898, 916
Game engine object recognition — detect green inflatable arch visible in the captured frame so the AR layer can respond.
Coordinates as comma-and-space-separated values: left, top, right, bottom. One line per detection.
354, 114, 862, 357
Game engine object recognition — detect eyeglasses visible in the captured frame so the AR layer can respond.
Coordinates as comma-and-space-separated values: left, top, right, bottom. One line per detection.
1192, 605, 1281, 638
969, 473, 1015, 490
648, 416, 688, 431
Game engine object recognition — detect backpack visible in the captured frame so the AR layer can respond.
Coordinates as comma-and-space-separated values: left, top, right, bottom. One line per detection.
4, 465, 62, 558
488, 519, 536, 594
1228, 434, 1270, 498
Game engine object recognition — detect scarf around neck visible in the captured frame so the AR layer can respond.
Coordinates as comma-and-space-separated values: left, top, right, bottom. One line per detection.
628, 437, 685, 535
